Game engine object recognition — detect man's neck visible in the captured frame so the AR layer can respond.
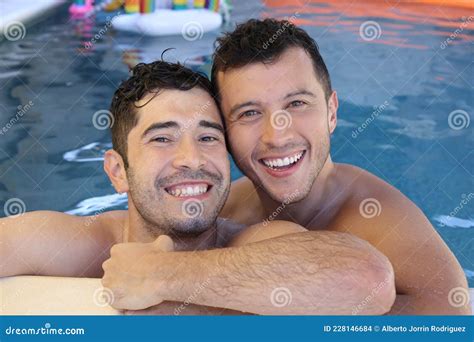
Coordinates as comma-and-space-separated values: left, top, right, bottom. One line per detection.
258, 156, 338, 228
123, 206, 218, 251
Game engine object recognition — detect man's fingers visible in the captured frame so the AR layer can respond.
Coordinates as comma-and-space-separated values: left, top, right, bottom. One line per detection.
154, 235, 175, 252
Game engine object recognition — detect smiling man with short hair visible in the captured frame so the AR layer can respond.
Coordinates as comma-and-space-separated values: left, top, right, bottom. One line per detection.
213, 18, 470, 315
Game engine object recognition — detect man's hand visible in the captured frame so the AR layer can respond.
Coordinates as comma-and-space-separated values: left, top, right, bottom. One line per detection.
101, 235, 174, 310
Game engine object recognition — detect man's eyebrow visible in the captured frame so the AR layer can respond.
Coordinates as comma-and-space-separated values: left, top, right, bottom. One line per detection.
283, 90, 316, 99
199, 120, 225, 134
229, 101, 260, 117
142, 121, 179, 137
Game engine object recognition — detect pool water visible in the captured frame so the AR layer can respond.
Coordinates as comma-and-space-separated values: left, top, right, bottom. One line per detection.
0, 1, 472, 285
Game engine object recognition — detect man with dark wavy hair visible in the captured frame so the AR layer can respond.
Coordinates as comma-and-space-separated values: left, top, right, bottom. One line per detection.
1, 60, 395, 315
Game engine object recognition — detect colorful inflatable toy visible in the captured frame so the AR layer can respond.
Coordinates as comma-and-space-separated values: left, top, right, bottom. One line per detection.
103, 0, 125, 11
111, 0, 231, 36
69, 0, 95, 15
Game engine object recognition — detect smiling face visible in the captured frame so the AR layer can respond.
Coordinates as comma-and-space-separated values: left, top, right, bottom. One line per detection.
218, 47, 337, 203
107, 87, 230, 237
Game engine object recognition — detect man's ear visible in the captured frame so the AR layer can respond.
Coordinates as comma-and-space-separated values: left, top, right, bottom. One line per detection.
327, 90, 338, 135
103, 149, 129, 194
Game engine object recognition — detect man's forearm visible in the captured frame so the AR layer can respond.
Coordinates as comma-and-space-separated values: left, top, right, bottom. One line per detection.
159, 231, 396, 315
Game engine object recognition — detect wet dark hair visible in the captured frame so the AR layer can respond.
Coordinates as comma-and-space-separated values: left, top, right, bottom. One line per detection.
109, 59, 213, 168
211, 18, 332, 103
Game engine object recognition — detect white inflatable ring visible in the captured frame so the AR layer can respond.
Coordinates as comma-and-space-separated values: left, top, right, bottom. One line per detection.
112, 9, 222, 36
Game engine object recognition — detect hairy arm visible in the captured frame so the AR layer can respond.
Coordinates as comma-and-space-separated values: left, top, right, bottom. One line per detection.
0, 211, 118, 278
104, 220, 395, 315
169, 221, 394, 315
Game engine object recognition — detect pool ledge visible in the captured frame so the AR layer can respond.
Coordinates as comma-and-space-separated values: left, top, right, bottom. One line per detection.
0, 0, 66, 36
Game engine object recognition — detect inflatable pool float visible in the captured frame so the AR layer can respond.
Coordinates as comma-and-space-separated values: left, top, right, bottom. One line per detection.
112, 9, 222, 36
69, 0, 117, 18
111, 0, 230, 36
69, 0, 95, 15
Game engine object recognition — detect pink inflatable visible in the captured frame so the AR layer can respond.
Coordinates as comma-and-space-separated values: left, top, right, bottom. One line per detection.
69, 0, 95, 15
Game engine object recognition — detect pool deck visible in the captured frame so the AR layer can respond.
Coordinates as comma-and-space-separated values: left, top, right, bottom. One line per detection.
0, 0, 66, 34
0, 276, 472, 314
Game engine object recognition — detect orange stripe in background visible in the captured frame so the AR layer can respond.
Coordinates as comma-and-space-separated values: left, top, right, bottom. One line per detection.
264, 0, 473, 10
262, 0, 473, 49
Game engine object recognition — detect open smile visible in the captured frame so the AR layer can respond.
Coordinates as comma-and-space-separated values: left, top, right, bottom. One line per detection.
165, 181, 213, 199
258, 150, 306, 177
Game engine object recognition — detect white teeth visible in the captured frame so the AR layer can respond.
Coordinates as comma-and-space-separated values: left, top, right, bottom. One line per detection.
167, 184, 209, 197
262, 151, 304, 169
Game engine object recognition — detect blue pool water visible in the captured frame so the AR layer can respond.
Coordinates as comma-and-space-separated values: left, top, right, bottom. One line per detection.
0, 1, 472, 284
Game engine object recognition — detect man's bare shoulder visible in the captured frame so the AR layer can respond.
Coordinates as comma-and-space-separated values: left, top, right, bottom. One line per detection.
40, 209, 127, 245
335, 163, 406, 200
0, 210, 128, 278
331, 163, 430, 238
220, 176, 265, 225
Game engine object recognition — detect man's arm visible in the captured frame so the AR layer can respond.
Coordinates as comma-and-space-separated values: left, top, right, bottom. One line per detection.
102, 221, 396, 315
332, 185, 471, 315
0, 211, 119, 278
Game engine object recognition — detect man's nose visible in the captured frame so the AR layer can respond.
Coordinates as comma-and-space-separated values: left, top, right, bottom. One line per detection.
260, 111, 295, 147
172, 137, 207, 171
